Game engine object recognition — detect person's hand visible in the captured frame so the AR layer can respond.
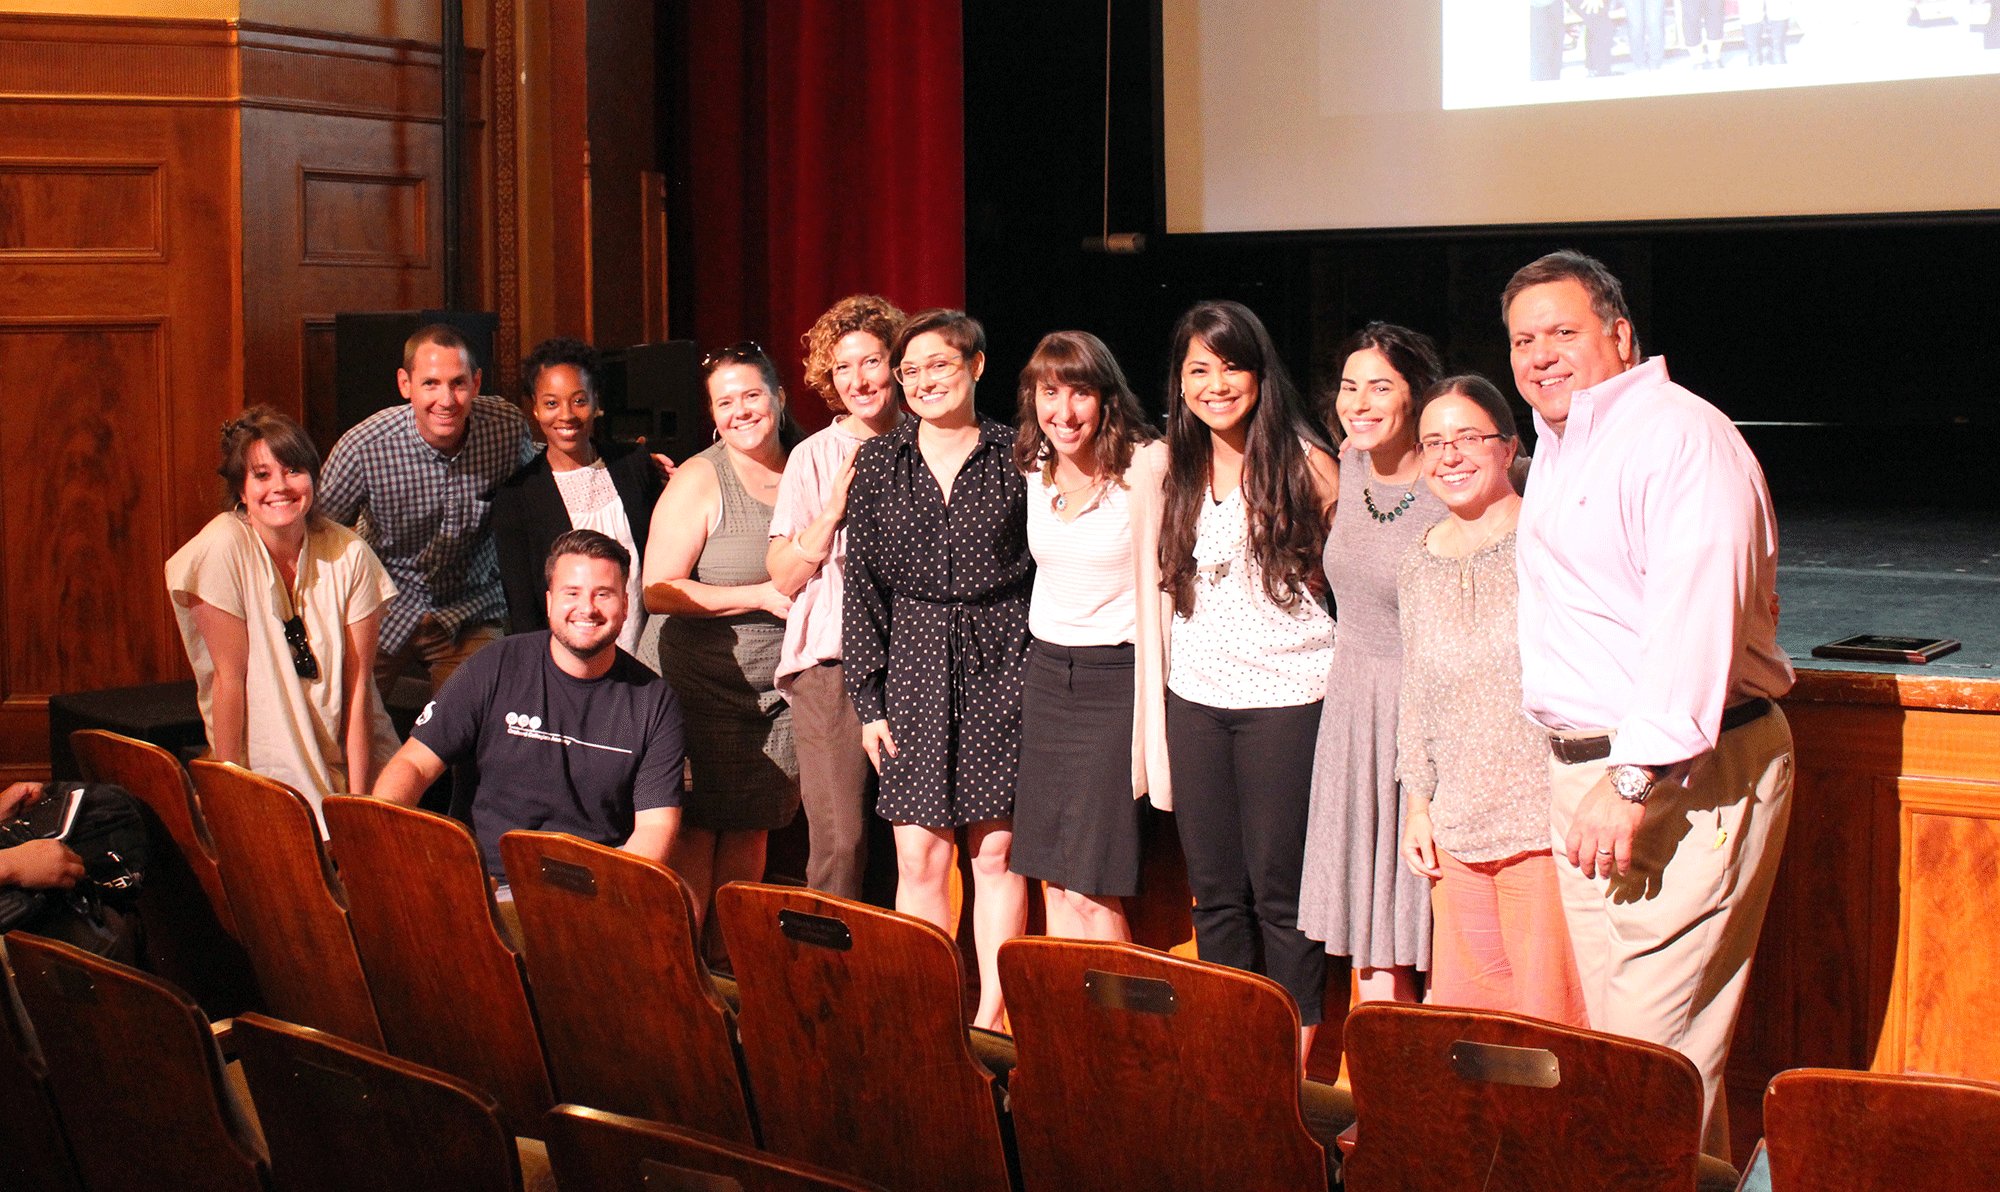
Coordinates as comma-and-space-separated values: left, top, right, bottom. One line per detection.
826, 453, 858, 516
860, 720, 898, 773
0, 781, 41, 820
1400, 802, 1442, 880
651, 453, 678, 481
758, 584, 794, 619
3, 840, 84, 890
1564, 774, 1648, 878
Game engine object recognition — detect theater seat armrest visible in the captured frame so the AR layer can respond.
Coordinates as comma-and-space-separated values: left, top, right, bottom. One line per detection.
1299, 1077, 1356, 1152
210, 1017, 235, 1057
968, 1026, 1016, 1080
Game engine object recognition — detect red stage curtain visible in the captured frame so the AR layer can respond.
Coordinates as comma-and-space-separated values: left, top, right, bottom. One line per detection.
686, 0, 965, 429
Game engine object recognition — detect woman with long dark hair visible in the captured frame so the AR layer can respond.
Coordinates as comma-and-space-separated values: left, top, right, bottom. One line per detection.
1158, 300, 1338, 1051
1299, 322, 1445, 1004
1010, 331, 1168, 942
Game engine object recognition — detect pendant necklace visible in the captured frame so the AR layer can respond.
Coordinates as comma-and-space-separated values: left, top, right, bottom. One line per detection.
1457, 515, 1514, 594
1052, 474, 1098, 512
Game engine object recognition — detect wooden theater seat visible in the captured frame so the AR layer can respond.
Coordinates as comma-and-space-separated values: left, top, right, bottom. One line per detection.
712, 882, 1011, 1192
6, 931, 266, 1192
1341, 1002, 1726, 1192
189, 759, 383, 1048
997, 937, 1333, 1192
544, 1104, 884, 1192
319, 796, 554, 1138
498, 830, 754, 1143
0, 938, 82, 1192
1763, 1067, 2000, 1190
69, 728, 258, 1017
232, 1012, 544, 1192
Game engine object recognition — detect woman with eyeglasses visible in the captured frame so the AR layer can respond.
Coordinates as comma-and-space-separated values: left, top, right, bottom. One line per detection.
1395, 376, 1585, 1025
1009, 331, 1167, 942
1159, 300, 1338, 1053
843, 308, 1031, 1030
765, 295, 906, 901
492, 337, 665, 656
166, 406, 400, 827
644, 342, 800, 932
1298, 322, 1447, 1006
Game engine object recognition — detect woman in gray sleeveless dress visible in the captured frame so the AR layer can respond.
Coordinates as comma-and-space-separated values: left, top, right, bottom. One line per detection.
1298, 323, 1444, 1004
643, 342, 800, 930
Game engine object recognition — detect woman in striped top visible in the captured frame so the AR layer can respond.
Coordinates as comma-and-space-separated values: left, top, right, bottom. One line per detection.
1009, 331, 1168, 941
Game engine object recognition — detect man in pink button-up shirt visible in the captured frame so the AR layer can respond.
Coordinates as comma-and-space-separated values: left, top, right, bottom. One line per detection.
1507, 250, 1795, 1159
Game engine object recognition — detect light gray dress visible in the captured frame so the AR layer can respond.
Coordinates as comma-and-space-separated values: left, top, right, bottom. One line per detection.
656, 442, 800, 831
1297, 446, 1442, 970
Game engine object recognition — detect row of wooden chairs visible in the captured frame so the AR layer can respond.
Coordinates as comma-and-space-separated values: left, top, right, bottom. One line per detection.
44, 729, 2000, 1191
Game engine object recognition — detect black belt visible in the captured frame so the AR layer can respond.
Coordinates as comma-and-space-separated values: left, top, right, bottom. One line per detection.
1547, 697, 1773, 765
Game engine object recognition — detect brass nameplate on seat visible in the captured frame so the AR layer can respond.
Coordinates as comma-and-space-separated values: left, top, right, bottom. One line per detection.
778, 909, 852, 951
46, 962, 95, 1004
1084, 970, 1177, 1016
1448, 1040, 1561, 1088
539, 857, 597, 897
641, 1157, 744, 1192
292, 1057, 369, 1107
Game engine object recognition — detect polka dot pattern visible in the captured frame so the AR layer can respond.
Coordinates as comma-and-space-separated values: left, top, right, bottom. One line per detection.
841, 416, 1033, 828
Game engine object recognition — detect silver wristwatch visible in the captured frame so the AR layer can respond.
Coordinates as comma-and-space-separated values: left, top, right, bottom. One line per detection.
1608, 764, 1657, 805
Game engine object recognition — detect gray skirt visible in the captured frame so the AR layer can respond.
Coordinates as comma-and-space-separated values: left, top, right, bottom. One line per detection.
1010, 640, 1142, 897
656, 613, 799, 832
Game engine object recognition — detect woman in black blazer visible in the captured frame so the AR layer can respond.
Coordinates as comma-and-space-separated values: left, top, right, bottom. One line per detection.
492, 337, 665, 653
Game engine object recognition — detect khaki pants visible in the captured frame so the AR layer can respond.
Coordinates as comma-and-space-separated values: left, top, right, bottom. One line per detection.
788, 661, 874, 900
1548, 707, 1794, 1158
374, 616, 504, 703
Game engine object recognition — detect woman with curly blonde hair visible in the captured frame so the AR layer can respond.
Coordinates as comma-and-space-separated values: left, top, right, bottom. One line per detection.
764, 294, 907, 898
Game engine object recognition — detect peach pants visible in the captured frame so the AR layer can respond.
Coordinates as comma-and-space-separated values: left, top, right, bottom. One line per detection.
1427, 848, 1588, 1029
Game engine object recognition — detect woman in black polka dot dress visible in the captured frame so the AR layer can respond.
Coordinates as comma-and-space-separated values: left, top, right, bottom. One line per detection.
842, 308, 1032, 1030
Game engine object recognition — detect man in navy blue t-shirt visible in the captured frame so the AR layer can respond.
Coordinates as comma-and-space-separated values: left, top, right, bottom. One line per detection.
373, 529, 682, 879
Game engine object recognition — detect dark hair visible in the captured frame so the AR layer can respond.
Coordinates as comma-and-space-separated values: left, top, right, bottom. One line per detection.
518, 336, 603, 402
1417, 374, 1519, 440
1501, 249, 1642, 358
1012, 331, 1159, 483
544, 527, 630, 587
218, 405, 323, 518
1159, 301, 1336, 617
402, 323, 475, 374
1327, 322, 1443, 438
802, 294, 906, 411
699, 340, 803, 449
891, 308, 986, 372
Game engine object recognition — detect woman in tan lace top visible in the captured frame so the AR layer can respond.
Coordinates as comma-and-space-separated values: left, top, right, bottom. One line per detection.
1395, 375, 1585, 1026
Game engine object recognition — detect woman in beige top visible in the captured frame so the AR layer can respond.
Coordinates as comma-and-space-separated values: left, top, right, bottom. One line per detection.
1396, 375, 1585, 1026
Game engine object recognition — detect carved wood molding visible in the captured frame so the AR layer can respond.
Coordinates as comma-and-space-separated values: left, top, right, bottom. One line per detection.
491, 0, 519, 397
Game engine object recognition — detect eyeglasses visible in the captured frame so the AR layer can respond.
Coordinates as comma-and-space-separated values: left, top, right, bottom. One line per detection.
280, 614, 320, 681
701, 340, 768, 370
1418, 431, 1508, 458
895, 354, 966, 386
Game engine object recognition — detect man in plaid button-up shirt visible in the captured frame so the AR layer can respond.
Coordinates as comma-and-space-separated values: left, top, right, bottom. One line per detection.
320, 324, 537, 702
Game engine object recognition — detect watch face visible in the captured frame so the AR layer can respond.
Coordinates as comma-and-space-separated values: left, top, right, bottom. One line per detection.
1611, 766, 1651, 803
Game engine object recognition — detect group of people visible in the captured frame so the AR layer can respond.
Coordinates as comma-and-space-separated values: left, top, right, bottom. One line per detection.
151, 249, 1794, 1158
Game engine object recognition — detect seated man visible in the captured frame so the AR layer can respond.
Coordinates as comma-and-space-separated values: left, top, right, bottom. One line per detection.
373, 529, 683, 884
0, 783, 83, 892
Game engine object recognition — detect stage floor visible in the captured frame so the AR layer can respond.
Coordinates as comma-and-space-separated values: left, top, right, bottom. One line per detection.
1776, 506, 1998, 678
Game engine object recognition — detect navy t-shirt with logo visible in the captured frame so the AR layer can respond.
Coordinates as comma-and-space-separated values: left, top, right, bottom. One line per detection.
411, 631, 683, 877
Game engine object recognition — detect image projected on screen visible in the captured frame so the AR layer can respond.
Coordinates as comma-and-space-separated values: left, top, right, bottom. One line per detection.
1444, 1, 2000, 110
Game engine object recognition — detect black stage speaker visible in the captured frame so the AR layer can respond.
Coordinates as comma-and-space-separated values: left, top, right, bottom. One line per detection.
605, 340, 703, 462
332, 310, 500, 439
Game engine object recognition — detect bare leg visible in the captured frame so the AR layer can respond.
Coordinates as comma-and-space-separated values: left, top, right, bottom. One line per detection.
892, 822, 955, 934
966, 819, 1028, 1031
1043, 884, 1131, 943
706, 829, 768, 963
1356, 964, 1422, 1004
1300, 1024, 1317, 1079
668, 826, 718, 930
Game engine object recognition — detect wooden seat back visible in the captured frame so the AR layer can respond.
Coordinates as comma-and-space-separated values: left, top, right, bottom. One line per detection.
6, 931, 265, 1192
1764, 1067, 2000, 1190
70, 728, 258, 1017
320, 796, 553, 1137
233, 1012, 521, 1192
1342, 1002, 1704, 1192
189, 759, 383, 1048
544, 1104, 884, 1192
998, 936, 1326, 1192
0, 939, 82, 1192
498, 831, 752, 1143
712, 882, 1010, 1192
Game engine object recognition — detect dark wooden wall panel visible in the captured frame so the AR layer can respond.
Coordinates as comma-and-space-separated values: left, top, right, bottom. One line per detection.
0, 161, 162, 258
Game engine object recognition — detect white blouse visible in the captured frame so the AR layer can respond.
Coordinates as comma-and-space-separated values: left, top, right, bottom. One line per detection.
1027, 474, 1136, 647
552, 458, 645, 655
1167, 487, 1334, 709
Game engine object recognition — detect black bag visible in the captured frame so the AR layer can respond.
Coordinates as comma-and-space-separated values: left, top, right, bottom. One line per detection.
0, 782, 149, 950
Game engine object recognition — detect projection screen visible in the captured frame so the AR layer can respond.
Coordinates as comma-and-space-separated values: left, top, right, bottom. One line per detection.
1160, 0, 2000, 234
